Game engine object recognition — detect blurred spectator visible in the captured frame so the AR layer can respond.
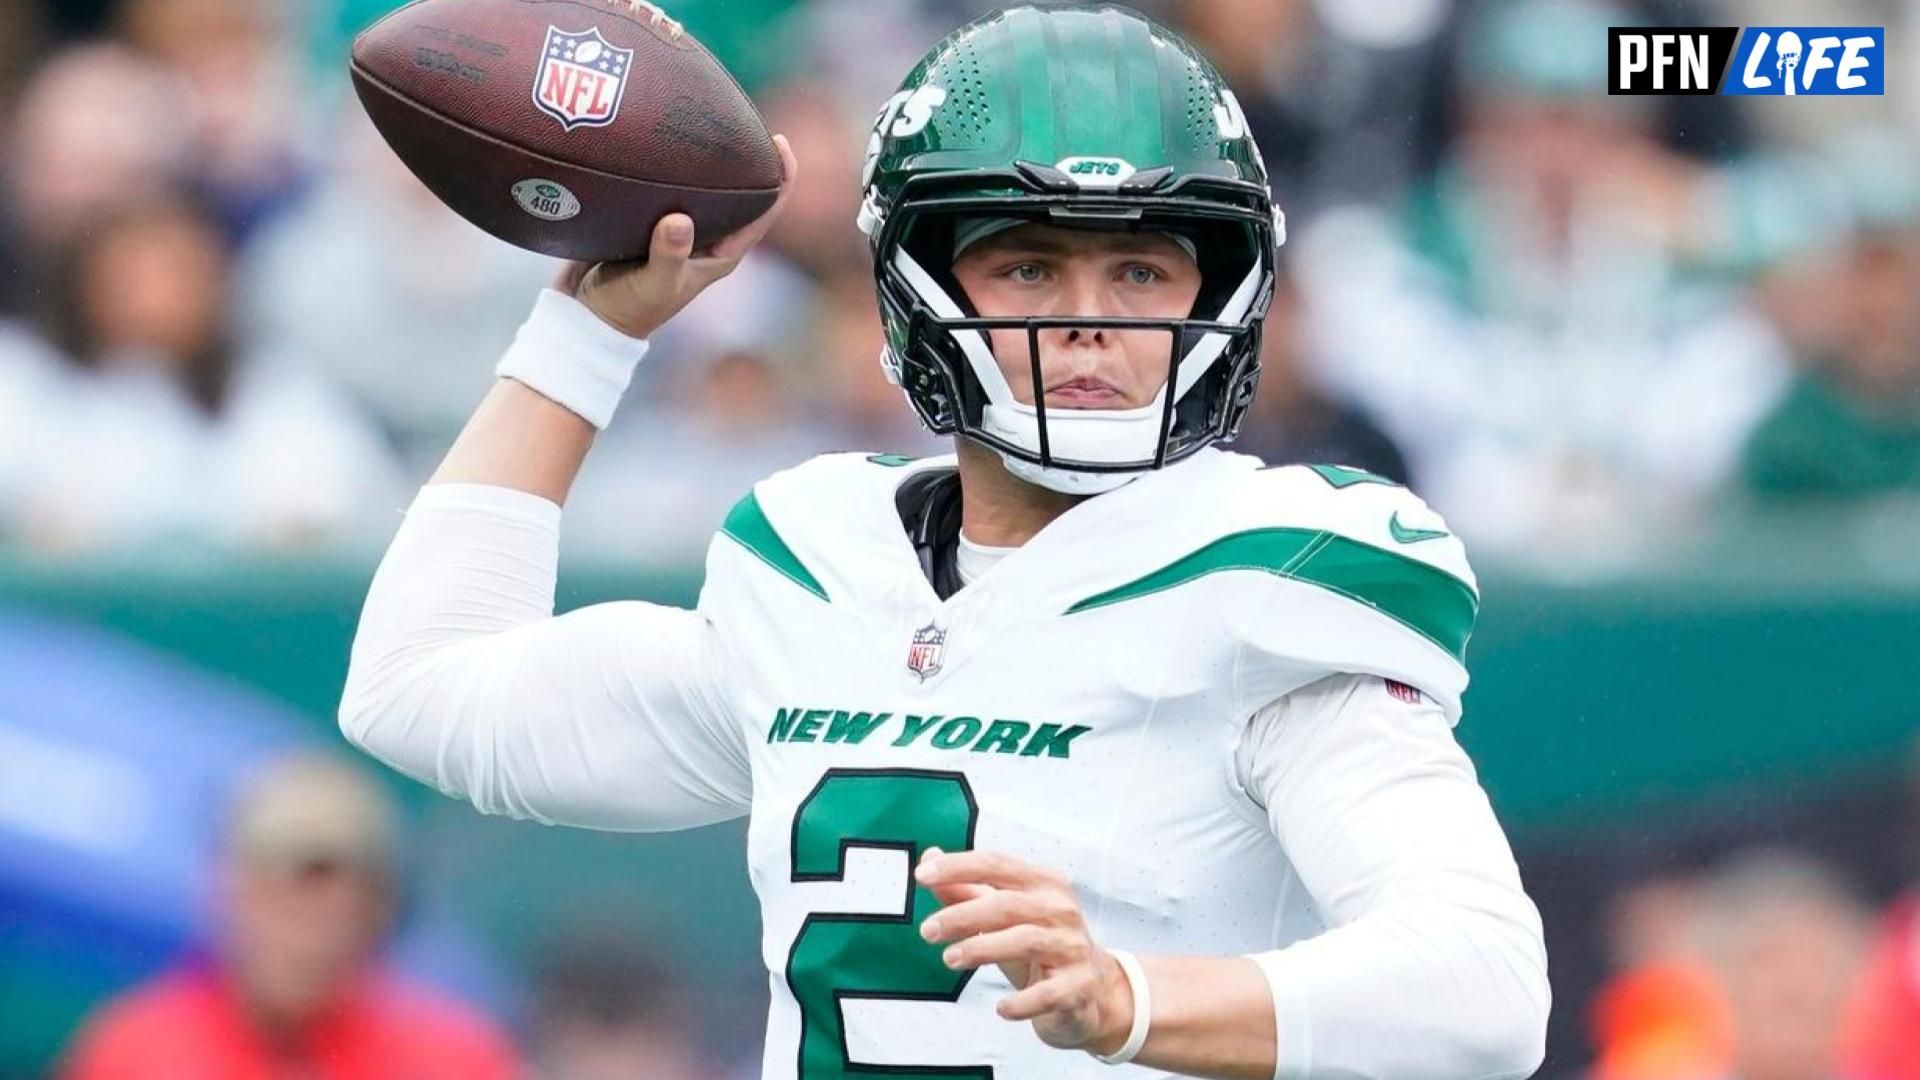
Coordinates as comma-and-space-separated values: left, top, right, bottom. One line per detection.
1235, 274, 1412, 484
566, 345, 843, 561
1297, 0, 1788, 564
1840, 739, 1920, 1079
116, 0, 312, 241
1712, 153, 1859, 369
8, 195, 405, 554
765, 0, 948, 111
1741, 135, 1920, 502
528, 929, 707, 1080
239, 111, 550, 474
810, 263, 947, 455
1847, 894, 1920, 1080
1589, 964, 1729, 1080
1689, 851, 1872, 1080
1588, 874, 1729, 1080
0, 0, 44, 136
41, 0, 120, 38
0, 320, 67, 524
1730, 0, 1899, 148
1164, 0, 1453, 216
1588, 852, 1877, 1080
759, 80, 871, 280
644, 252, 817, 396
3, 44, 196, 256
60, 754, 519, 1080
0, 210, 25, 320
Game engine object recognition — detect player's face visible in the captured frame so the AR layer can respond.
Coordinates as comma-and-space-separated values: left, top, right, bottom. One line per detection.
951, 223, 1202, 410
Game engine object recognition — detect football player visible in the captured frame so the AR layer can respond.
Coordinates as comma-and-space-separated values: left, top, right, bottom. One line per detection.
342, 6, 1550, 1078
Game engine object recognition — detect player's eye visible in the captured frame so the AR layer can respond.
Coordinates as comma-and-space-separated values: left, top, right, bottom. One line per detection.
1121, 264, 1162, 286
1004, 262, 1047, 284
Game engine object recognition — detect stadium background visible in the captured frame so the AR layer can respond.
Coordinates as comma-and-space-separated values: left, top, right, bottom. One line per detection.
1, 0, 1917, 1076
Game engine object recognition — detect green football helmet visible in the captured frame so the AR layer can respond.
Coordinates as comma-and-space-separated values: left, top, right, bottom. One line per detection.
859, 3, 1284, 494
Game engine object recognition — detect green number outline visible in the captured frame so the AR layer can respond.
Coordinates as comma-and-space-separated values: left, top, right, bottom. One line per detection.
785, 768, 993, 1079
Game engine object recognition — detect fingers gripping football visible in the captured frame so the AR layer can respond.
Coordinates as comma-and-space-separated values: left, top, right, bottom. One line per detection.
557, 133, 797, 339
916, 847, 1135, 1054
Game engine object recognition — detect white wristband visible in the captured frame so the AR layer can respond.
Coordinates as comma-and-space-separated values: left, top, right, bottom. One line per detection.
1091, 948, 1152, 1066
494, 288, 650, 430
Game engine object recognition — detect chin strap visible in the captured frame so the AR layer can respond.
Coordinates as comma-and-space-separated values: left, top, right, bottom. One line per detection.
997, 448, 1142, 495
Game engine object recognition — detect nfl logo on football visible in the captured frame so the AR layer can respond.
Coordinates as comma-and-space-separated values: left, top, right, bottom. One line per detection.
533, 26, 634, 130
906, 623, 946, 682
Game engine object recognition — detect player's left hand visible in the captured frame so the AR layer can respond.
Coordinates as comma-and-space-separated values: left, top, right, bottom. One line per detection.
916, 847, 1134, 1056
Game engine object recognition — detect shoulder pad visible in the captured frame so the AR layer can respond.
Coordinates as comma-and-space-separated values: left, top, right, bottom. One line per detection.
1246, 464, 1477, 603
703, 452, 954, 608
1228, 463, 1478, 721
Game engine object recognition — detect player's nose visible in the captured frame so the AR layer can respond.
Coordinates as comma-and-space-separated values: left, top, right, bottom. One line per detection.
1056, 324, 1110, 349
1044, 269, 1118, 348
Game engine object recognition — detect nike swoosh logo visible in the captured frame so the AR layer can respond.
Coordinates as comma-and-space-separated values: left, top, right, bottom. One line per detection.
1389, 512, 1449, 544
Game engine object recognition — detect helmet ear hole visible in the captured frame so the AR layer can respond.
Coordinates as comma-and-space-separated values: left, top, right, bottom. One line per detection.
1233, 375, 1258, 408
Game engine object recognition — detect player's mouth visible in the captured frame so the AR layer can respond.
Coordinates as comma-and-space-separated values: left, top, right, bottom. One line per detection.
1044, 376, 1125, 407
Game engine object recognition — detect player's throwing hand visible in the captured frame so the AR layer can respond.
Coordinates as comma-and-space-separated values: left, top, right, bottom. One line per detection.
916, 847, 1136, 1057
556, 133, 798, 341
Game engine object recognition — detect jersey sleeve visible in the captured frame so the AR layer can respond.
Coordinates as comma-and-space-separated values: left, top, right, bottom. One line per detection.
340, 483, 751, 832
1234, 673, 1549, 1080
1233, 469, 1480, 723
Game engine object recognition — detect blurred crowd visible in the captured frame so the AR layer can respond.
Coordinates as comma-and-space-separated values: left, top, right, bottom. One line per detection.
55, 751, 741, 1080
44, 743, 1920, 1080
0, 0, 1913, 567
1, 0, 1919, 1074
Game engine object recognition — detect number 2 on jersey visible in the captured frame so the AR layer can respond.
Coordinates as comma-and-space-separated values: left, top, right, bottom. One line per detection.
786, 768, 991, 1079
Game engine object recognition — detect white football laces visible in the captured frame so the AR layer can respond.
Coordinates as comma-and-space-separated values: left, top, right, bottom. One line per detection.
612, 0, 684, 40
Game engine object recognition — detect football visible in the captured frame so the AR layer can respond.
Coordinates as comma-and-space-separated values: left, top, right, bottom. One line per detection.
350, 0, 782, 262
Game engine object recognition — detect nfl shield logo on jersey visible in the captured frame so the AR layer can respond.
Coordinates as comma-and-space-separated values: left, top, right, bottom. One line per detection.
532, 26, 634, 131
906, 623, 947, 682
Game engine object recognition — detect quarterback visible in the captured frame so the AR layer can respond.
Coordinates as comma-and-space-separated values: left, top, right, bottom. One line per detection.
342, 6, 1549, 1079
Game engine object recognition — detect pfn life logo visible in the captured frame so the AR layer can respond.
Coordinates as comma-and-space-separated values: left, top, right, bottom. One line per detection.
1726, 28, 1883, 95
1610, 26, 1884, 95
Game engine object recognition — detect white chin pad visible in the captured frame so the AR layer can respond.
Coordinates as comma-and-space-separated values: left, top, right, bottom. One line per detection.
978, 395, 1167, 467
978, 398, 1167, 495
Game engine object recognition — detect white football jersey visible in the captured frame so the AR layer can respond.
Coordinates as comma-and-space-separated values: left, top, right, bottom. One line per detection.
695, 447, 1479, 1079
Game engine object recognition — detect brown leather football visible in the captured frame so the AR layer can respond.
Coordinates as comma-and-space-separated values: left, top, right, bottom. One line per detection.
350, 0, 781, 262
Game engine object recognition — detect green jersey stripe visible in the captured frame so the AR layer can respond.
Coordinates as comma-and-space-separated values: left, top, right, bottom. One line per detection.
1306, 463, 1402, 489
1064, 528, 1478, 660
721, 492, 831, 603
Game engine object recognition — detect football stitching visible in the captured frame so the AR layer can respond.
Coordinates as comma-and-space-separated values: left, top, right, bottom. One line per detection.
601, 0, 683, 41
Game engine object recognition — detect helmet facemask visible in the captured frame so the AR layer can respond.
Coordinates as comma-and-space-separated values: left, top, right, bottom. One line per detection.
875, 172, 1278, 494
859, 4, 1284, 493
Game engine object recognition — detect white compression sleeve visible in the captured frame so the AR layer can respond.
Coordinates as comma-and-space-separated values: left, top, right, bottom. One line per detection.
1235, 674, 1550, 1080
339, 483, 752, 830
494, 288, 650, 429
